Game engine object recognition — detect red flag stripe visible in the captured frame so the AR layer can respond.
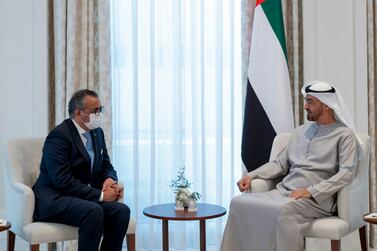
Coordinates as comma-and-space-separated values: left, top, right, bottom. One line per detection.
256, 0, 266, 6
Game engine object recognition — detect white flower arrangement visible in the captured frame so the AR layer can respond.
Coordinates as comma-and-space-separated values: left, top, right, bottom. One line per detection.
170, 167, 201, 212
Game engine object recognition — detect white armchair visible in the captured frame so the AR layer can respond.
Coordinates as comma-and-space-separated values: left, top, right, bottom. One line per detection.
2, 138, 136, 251
250, 132, 370, 251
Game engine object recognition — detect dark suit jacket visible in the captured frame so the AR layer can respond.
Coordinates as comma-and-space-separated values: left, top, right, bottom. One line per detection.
33, 119, 117, 220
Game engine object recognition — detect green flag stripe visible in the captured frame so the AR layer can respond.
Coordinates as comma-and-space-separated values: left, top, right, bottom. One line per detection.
260, 0, 287, 61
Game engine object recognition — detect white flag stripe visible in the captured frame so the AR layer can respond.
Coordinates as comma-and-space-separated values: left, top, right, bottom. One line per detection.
248, 6, 294, 133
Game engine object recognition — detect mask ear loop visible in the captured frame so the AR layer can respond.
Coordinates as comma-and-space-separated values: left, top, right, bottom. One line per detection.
77, 110, 91, 129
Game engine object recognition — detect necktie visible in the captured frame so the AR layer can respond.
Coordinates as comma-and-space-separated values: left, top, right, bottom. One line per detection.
83, 132, 94, 170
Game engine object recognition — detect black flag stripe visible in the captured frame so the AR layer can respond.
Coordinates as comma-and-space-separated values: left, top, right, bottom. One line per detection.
241, 79, 277, 172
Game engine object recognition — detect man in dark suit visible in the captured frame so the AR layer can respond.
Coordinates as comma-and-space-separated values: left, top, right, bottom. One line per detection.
33, 89, 130, 251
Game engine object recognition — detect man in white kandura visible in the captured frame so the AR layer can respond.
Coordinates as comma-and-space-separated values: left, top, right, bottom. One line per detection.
220, 81, 363, 251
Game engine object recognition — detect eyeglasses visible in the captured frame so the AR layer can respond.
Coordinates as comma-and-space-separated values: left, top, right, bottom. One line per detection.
84, 106, 104, 116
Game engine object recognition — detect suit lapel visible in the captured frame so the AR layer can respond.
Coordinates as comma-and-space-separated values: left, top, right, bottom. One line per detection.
67, 119, 92, 168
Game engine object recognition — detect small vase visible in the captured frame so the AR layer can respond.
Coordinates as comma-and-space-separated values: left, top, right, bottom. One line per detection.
187, 200, 197, 212
175, 200, 184, 211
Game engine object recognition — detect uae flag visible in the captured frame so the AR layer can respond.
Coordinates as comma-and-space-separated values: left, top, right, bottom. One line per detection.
241, 0, 294, 172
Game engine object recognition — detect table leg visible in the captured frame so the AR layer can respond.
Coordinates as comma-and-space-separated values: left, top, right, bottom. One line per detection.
8, 230, 15, 251
200, 220, 206, 251
162, 219, 169, 251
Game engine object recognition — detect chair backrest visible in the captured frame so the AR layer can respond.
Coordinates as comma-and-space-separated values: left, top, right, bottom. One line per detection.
269, 132, 370, 231
2, 138, 44, 233
338, 134, 370, 231
3, 138, 44, 188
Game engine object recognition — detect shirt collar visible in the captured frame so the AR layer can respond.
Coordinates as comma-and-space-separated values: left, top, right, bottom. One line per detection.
71, 118, 87, 136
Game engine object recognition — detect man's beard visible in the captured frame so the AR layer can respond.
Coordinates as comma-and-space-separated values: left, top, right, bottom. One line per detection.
306, 112, 315, 121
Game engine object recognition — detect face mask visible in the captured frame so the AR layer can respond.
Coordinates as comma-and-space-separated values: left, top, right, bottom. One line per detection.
83, 112, 102, 130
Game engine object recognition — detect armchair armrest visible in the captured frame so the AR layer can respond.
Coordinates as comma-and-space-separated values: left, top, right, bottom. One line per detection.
5, 181, 35, 236
250, 179, 276, 193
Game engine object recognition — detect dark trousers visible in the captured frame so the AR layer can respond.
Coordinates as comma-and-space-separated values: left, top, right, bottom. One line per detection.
43, 197, 130, 251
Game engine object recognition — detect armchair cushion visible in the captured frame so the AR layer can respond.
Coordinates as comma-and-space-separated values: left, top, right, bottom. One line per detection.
23, 223, 78, 245
126, 218, 136, 234
22, 218, 136, 245
304, 217, 349, 239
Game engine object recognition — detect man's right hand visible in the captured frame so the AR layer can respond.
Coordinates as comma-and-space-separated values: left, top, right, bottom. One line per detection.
237, 176, 252, 192
103, 187, 120, 201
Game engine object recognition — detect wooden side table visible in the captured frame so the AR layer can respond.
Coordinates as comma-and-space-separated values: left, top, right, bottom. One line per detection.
144, 203, 226, 251
364, 212, 377, 225
0, 221, 11, 232
0, 221, 12, 250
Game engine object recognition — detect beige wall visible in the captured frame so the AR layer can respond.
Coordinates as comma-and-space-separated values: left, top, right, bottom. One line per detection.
0, 0, 48, 215
303, 0, 368, 133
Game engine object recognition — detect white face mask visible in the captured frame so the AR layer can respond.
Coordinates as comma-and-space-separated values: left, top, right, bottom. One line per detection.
84, 113, 102, 130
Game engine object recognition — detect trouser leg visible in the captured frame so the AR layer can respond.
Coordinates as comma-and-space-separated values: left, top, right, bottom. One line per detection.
41, 197, 104, 251
276, 199, 332, 251
100, 201, 131, 251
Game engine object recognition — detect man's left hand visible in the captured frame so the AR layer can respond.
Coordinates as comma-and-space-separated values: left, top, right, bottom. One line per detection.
102, 178, 116, 191
102, 178, 124, 201
113, 182, 124, 201
289, 188, 312, 200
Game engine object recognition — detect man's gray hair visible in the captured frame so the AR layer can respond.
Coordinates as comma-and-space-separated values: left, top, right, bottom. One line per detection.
68, 89, 98, 118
